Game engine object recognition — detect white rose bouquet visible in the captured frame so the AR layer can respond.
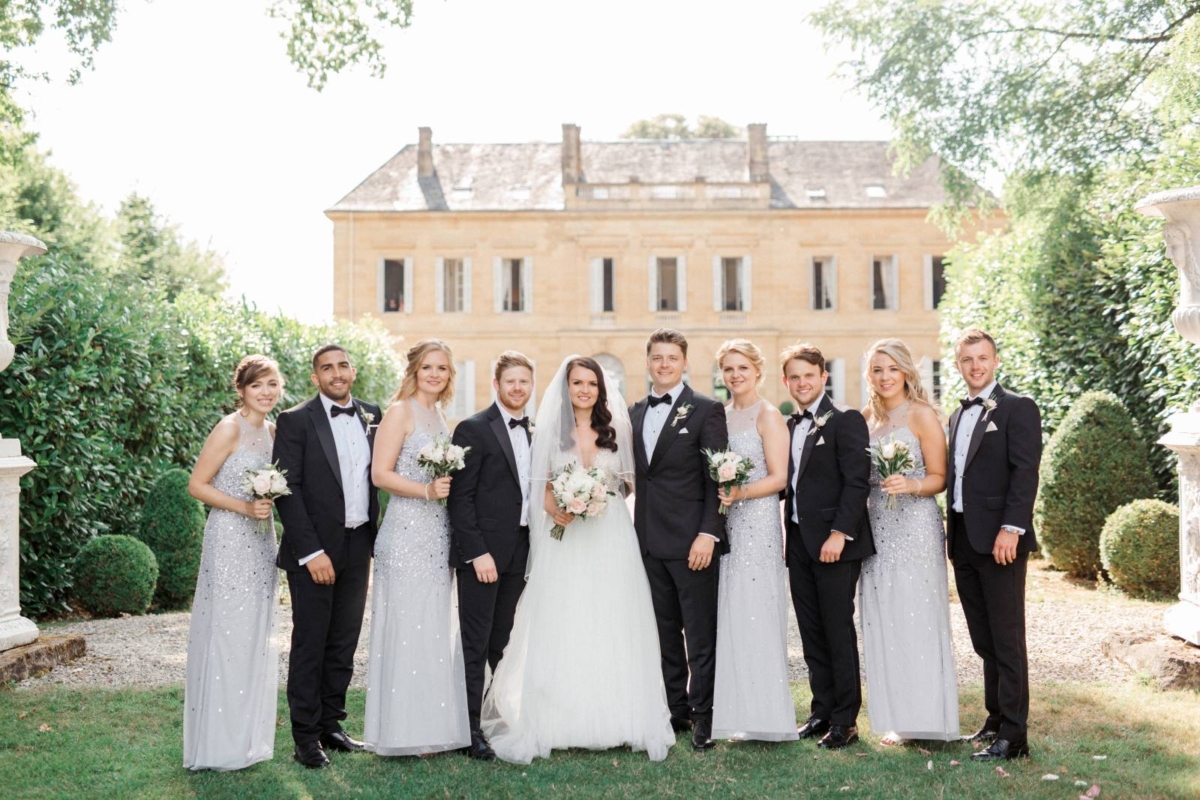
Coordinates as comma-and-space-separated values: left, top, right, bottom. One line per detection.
242, 462, 292, 533
866, 435, 915, 510
547, 463, 615, 540
418, 434, 470, 506
702, 448, 755, 515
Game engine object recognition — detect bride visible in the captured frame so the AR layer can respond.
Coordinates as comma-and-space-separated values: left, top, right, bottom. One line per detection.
480, 355, 675, 763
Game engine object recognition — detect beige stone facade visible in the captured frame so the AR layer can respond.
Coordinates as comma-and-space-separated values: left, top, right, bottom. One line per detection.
328, 125, 997, 419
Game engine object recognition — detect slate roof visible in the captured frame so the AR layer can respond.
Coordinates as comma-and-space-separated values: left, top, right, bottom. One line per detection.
328, 139, 947, 213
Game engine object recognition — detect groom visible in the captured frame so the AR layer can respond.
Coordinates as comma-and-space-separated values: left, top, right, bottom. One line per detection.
631, 328, 728, 751
448, 350, 535, 761
273, 344, 381, 769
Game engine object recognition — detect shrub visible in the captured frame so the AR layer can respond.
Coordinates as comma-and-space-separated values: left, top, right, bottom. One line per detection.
72, 535, 158, 617
137, 469, 206, 609
1034, 391, 1157, 578
1100, 500, 1181, 600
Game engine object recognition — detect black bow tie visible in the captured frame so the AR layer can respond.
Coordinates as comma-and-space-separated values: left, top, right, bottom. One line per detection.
648, 394, 673, 408
508, 417, 529, 431
960, 397, 984, 410
790, 410, 813, 425
330, 404, 357, 419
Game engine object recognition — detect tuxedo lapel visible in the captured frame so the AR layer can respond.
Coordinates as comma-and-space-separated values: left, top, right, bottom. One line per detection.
964, 385, 1004, 473
308, 398, 343, 492
488, 403, 522, 485
631, 400, 650, 473
649, 385, 695, 472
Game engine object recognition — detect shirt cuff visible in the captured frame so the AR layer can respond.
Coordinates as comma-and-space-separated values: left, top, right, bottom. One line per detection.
298, 549, 325, 566
1001, 525, 1026, 536
831, 530, 854, 542
698, 532, 719, 542
464, 553, 490, 564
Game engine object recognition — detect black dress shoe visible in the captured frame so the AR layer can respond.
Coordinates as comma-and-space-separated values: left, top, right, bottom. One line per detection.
797, 716, 831, 740
670, 716, 693, 733
320, 730, 366, 753
971, 738, 1030, 761
817, 724, 859, 749
965, 723, 1000, 745
293, 741, 331, 769
691, 717, 716, 751
464, 729, 496, 761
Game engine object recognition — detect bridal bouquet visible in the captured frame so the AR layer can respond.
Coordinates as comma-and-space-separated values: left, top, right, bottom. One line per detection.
548, 463, 614, 540
418, 434, 469, 506
866, 436, 915, 510
703, 449, 754, 515
243, 462, 291, 533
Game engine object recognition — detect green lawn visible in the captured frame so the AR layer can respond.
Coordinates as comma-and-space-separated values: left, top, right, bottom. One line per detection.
2, 682, 1198, 799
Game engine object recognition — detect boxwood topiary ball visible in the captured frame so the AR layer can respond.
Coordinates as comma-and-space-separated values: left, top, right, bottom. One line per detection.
73, 535, 158, 617
1100, 499, 1180, 601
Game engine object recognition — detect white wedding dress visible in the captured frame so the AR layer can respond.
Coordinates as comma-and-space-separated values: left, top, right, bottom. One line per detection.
480, 359, 675, 764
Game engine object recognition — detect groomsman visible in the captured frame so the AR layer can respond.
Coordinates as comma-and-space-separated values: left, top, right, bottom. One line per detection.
273, 344, 381, 768
448, 351, 535, 761
631, 328, 728, 751
781, 343, 873, 749
946, 328, 1042, 761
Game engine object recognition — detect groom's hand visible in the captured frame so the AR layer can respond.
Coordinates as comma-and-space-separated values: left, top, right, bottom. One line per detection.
687, 535, 715, 571
819, 532, 845, 563
473, 553, 499, 584
992, 529, 1020, 566
306, 553, 336, 585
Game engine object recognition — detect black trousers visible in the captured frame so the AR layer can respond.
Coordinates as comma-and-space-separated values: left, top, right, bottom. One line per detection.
786, 542, 862, 726
456, 531, 528, 731
285, 526, 373, 747
951, 512, 1029, 742
642, 554, 720, 720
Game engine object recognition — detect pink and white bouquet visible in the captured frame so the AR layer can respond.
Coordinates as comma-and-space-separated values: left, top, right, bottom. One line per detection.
418, 434, 469, 506
866, 435, 915, 510
242, 462, 291, 533
548, 463, 615, 540
703, 449, 754, 515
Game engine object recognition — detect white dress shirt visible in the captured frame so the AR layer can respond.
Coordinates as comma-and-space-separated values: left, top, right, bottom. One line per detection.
299, 393, 372, 566
498, 404, 533, 527
642, 382, 684, 463
789, 392, 821, 525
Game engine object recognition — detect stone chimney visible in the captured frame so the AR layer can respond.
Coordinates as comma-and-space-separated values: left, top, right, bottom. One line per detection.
562, 123, 582, 185
747, 123, 768, 182
418, 127, 434, 178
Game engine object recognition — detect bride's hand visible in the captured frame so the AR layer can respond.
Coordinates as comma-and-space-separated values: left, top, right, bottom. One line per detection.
551, 509, 575, 528
718, 486, 737, 507
881, 475, 915, 496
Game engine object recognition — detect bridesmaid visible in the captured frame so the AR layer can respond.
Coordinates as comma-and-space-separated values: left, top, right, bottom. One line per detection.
364, 339, 471, 756
184, 355, 283, 771
859, 338, 958, 746
711, 339, 797, 742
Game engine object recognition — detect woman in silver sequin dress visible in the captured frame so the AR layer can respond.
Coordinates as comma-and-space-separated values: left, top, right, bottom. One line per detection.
711, 340, 797, 742
860, 339, 959, 746
184, 355, 283, 771
364, 339, 470, 756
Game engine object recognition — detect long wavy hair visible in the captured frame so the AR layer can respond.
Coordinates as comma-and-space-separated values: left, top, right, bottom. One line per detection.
565, 356, 618, 452
391, 339, 456, 405
863, 338, 934, 426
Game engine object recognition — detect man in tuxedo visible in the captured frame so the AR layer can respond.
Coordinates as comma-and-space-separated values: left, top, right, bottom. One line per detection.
631, 328, 727, 751
273, 344, 382, 769
448, 351, 535, 761
781, 343, 873, 749
946, 328, 1042, 761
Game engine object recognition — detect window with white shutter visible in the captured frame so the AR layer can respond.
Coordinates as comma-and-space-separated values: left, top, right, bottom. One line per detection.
447, 361, 476, 420
494, 257, 530, 312
380, 257, 412, 314
872, 255, 899, 310
925, 254, 947, 309
812, 256, 836, 310
828, 358, 845, 405
712, 256, 750, 312
590, 257, 616, 313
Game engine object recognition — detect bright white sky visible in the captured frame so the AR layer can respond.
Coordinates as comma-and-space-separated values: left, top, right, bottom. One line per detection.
18, 0, 892, 322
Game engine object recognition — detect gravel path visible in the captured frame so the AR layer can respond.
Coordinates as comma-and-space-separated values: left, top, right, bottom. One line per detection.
17, 561, 1169, 692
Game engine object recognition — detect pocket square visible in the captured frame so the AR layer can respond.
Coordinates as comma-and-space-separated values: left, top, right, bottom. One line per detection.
986, 421, 998, 433
678, 428, 688, 434
817, 436, 826, 446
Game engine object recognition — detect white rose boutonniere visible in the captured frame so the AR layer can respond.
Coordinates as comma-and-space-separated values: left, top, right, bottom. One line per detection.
982, 397, 998, 421
807, 409, 834, 437
359, 408, 376, 427
672, 404, 693, 428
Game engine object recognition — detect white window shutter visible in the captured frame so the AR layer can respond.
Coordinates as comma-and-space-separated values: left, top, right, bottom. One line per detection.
493, 256, 503, 313
830, 359, 845, 405
860, 356, 871, 407
435, 257, 445, 313
712, 255, 723, 312
918, 356, 934, 398
590, 258, 603, 313
648, 255, 658, 312
403, 258, 414, 314
829, 256, 838, 309
376, 257, 385, 313
522, 257, 533, 313
889, 255, 899, 310
526, 360, 537, 417
464, 361, 477, 417
742, 255, 752, 312
923, 254, 934, 310
677, 255, 688, 312
462, 257, 473, 314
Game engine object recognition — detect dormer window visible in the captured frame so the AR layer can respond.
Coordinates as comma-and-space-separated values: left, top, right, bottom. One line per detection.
806, 187, 827, 201
865, 184, 887, 198
508, 186, 531, 201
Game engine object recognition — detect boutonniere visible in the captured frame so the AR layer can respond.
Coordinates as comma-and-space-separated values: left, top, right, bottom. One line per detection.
671, 404, 693, 428
359, 407, 376, 428
982, 391, 999, 422
807, 409, 834, 437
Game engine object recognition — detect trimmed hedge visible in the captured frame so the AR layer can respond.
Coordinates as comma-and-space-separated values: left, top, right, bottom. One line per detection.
72, 535, 158, 617
137, 469, 206, 609
1034, 391, 1157, 578
1101, 500, 1181, 600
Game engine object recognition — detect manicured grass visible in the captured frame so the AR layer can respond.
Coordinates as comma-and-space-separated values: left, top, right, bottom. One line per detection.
2, 682, 1198, 799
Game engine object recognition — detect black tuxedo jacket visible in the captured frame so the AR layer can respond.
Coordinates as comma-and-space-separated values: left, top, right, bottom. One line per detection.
784, 394, 875, 562
448, 402, 529, 573
272, 395, 382, 572
946, 383, 1042, 556
631, 384, 728, 559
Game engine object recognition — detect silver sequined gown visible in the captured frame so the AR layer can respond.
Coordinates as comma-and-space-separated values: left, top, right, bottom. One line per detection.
184, 413, 280, 771
860, 407, 959, 740
363, 400, 470, 755
712, 401, 798, 741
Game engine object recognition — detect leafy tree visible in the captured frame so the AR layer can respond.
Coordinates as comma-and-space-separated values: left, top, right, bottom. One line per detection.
114, 194, 227, 299
621, 114, 744, 140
